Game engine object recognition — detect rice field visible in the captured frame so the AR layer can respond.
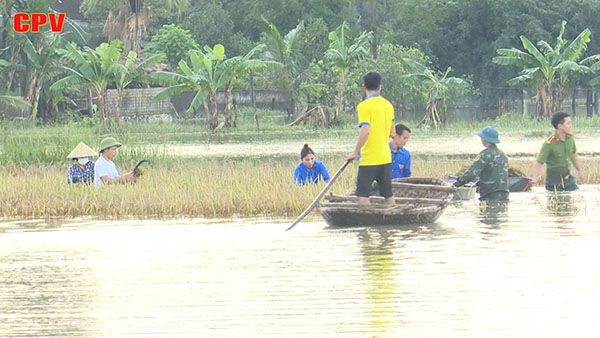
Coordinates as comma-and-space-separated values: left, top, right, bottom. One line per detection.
1, 115, 599, 219
1, 155, 598, 219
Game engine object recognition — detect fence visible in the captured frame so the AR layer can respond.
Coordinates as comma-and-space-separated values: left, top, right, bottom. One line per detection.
3, 86, 600, 122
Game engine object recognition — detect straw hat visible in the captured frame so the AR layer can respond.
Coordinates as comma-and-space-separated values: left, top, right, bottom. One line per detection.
67, 142, 98, 159
98, 137, 122, 152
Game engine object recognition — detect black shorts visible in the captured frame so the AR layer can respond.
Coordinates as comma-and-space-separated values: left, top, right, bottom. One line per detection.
356, 164, 393, 198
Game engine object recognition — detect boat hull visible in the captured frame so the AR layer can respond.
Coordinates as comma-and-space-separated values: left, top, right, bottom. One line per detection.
319, 195, 450, 227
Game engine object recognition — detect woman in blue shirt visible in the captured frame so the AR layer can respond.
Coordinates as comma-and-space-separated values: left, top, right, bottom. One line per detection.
293, 144, 331, 185
66, 142, 97, 184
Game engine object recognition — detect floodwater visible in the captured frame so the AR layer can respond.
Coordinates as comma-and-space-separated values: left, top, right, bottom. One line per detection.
1, 187, 600, 337
157, 133, 600, 158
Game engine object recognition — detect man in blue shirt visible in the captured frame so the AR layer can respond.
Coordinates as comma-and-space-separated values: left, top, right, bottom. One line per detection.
390, 123, 412, 179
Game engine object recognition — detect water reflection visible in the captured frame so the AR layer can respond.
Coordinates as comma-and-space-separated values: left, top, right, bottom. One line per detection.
2, 188, 600, 337
0, 250, 98, 336
545, 193, 582, 218
357, 229, 397, 334
479, 200, 509, 227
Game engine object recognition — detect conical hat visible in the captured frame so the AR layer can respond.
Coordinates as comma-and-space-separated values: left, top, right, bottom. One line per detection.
67, 142, 98, 159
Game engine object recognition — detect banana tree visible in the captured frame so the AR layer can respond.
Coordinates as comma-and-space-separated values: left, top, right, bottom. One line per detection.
51, 41, 123, 122
0, 0, 85, 123
493, 21, 595, 117
152, 44, 230, 129
262, 20, 314, 117
82, 0, 189, 53
402, 58, 469, 128
221, 44, 281, 127
325, 21, 372, 121
0, 95, 31, 111
20, 33, 64, 122
113, 51, 162, 120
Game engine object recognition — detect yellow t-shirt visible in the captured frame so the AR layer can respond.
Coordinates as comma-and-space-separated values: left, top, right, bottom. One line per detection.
356, 95, 395, 166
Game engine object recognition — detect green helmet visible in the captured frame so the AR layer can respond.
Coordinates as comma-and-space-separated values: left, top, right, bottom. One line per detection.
98, 137, 122, 152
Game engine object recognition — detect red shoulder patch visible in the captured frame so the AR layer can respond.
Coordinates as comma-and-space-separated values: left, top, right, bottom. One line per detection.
545, 136, 559, 144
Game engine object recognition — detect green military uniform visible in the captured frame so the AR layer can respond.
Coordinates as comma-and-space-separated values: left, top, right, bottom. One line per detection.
536, 133, 578, 191
456, 145, 509, 200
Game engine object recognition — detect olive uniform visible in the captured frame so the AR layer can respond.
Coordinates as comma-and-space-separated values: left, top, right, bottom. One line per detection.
456, 145, 509, 200
536, 133, 578, 191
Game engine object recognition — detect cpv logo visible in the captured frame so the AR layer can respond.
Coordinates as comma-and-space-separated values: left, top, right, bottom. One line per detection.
13, 13, 66, 33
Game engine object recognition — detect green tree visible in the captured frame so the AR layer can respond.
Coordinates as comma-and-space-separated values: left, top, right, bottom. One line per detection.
351, 0, 390, 58
153, 44, 231, 129
10, 33, 63, 122
113, 51, 162, 120
51, 40, 124, 122
261, 20, 325, 116
493, 21, 594, 117
403, 58, 470, 128
325, 21, 372, 121
0, 0, 85, 123
222, 0, 352, 41
81, 0, 190, 52
182, 1, 234, 50
221, 45, 281, 127
144, 24, 198, 70
0, 95, 31, 111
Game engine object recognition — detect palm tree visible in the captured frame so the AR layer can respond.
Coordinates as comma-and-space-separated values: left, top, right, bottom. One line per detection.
325, 21, 372, 121
152, 44, 230, 129
82, 0, 189, 52
493, 21, 594, 117
113, 51, 162, 120
403, 58, 469, 128
51, 40, 123, 122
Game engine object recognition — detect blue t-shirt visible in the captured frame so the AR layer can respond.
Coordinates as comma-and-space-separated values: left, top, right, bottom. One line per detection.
390, 143, 411, 179
293, 160, 331, 185
66, 161, 95, 184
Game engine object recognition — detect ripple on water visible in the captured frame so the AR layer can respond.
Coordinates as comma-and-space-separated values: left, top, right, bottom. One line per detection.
1, 187, 600, 337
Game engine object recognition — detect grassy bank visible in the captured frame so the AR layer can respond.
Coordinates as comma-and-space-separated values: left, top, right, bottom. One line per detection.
2, 114, 600, 164
1, 156, 599, 219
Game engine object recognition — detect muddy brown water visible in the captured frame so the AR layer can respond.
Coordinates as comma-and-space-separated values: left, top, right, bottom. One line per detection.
1, 187, 599, 337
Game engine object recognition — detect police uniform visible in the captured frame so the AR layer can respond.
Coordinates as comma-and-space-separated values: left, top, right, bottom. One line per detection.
536, 133, 578, 191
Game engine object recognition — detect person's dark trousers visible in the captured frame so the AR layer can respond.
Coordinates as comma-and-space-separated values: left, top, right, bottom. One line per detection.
479, 190, 509, 201
545, 174, 578, 192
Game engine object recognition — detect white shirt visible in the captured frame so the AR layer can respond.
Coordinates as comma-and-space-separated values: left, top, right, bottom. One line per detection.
94, 155, 120, 186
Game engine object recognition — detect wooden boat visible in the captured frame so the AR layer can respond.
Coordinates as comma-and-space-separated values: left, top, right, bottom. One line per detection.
453, 186, 477, 200
508, 176, 533, 192
319, 194, 451, 227
445, 175, 532, 200
390, 177, 456, 200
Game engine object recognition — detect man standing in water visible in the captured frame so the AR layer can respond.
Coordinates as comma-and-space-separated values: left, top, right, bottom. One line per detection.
347, 72, 396, 206
454, 126, 509, 201
531, 112, 585, 191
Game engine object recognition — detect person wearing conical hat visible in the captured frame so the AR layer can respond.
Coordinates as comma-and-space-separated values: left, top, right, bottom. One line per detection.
66, 142, 98, 184
93, 137, 135, 186
453, 126, 509, 201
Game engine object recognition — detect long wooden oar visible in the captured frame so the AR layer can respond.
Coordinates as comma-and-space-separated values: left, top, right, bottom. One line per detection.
286, 160, 351, 231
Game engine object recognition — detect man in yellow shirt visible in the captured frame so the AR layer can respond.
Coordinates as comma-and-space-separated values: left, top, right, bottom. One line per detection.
347, 72, 396, 205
